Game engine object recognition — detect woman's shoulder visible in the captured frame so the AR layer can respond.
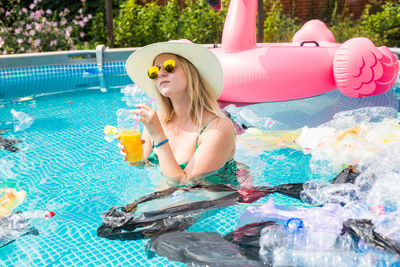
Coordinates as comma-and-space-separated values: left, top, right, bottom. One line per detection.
202, 114, 235, 135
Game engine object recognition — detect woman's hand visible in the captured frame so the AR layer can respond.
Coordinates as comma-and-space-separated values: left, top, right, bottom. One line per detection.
130, 104, 166, 143
116, 137, 145, 164
116, 141, 127, 161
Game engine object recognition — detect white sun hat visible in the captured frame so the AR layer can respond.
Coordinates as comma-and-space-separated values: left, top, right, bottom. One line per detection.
125, 40, 224, 99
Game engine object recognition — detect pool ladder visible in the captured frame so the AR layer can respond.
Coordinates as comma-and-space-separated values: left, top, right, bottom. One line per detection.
67, 45, 106, 92
96, 45, 106, 92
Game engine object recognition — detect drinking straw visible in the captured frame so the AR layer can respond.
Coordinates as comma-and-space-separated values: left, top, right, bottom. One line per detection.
134, 98, 156, 130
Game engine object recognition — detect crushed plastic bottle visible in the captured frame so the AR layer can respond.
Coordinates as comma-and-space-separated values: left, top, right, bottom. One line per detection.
269, 246, 398, 267
0, 210, 55, 247
11, 109, 33, 132
259, 219, 400, 266
300, 179, 360, 205
121, 84, 152, 107
223, 104, 284, 130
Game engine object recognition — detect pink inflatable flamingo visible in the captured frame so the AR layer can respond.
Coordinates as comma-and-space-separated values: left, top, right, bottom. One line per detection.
210, 0, 399, 102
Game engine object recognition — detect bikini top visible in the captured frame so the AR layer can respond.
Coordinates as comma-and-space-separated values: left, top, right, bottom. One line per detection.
147, 117, 238, 186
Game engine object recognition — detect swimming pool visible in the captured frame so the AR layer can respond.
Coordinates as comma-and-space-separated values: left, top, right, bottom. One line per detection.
0, 60, 399, 266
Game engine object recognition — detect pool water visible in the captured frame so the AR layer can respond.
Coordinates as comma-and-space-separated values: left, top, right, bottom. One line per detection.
0, 68, 399, 265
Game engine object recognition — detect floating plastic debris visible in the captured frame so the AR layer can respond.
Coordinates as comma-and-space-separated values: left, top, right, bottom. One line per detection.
103, 125, 118, 135
11, 109, 33, 132
295, 117, 400, 171
0, 188, 26, 218
121, 84, 152, 107
0, 187, 56, 248
103, 125, 118, 142
223, 104, 285, 130
18, 97, 33, 102
0, 210, 55, 248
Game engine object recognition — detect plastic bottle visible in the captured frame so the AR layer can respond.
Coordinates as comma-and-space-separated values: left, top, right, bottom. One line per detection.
11, 109, 34, 132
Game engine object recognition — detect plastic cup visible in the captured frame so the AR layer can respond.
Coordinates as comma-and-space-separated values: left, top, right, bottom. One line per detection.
117, 108, 144, 166
119, 129, 144, 166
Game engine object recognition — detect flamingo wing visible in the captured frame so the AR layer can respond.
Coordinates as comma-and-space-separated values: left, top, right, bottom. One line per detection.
333, 37, 399, 97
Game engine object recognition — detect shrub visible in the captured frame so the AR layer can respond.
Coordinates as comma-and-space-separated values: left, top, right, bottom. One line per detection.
358, 1, 400, 47
329, 14, 361, 43
263, 0, 301, 42
113, 0, 226, 48
179, 0, 226, 44
0, 0, 92, 54
114, 0, 163, 47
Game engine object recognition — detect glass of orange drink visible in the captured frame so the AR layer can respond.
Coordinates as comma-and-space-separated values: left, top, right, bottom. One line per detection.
117, 108, 144, 166
119, 129, 144, 166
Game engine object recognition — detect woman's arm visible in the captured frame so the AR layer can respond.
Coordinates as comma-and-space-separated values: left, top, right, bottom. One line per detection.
131, 104, 186, 180
141, 127, 153, 160
181, 117, 235, 182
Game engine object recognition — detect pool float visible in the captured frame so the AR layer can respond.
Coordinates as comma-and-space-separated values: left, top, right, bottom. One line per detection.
212, 0, 399, 102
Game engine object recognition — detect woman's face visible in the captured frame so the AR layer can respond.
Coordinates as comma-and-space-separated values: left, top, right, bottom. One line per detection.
153, 53, 188, 98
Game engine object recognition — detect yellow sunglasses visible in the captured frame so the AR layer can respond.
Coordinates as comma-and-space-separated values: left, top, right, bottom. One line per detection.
148, 59, 177, 79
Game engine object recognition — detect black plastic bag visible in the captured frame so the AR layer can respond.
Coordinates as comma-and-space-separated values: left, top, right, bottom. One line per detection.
97, 182, 303, 240
0, 129, 21, 152
330, 166, 360, 184
148, 231, 263, 266
343, 219, 400, 257
97, 166, 360, 241
224, 221, 277, 262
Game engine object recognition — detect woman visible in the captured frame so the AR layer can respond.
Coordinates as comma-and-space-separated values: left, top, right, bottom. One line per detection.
122, 40, 237, 186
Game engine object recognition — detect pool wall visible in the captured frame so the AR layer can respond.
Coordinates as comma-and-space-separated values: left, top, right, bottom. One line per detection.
0, 44, 215, 100
0, 46, 138, 99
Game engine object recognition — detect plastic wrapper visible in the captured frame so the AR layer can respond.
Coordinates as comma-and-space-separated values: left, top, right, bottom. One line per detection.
301, 179, 360, 205
295, 107, 400, 171
0, 188, 26, 217
342, 219, 400, 257
237, 127, 301, 151
239, 198, 346, 248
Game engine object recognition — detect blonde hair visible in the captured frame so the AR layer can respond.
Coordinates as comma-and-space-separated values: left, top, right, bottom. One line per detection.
155, 54, 224, 128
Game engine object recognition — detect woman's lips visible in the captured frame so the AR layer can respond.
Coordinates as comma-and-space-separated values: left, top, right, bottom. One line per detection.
159, 81, 169, 86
